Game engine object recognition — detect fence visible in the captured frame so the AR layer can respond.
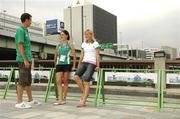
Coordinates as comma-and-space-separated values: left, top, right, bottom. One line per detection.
1, 67, 180, 111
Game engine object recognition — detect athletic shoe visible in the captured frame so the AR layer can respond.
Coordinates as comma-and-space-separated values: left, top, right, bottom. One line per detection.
15, 102, 32, 109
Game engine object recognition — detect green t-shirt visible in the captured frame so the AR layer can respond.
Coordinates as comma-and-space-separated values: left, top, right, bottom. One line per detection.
15, 26, 32, 62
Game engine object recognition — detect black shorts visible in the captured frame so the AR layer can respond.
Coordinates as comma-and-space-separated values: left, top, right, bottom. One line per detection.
56, 64, 72, 72
18, 62, 32, 87
75, 62, 96, 82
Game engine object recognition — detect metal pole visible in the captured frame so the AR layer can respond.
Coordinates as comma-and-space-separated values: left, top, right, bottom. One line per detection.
24, 0, 26, 13
3, 10, 6, 28
119, 32, 122, 56
83, 16, 87, 31
70, 7, 72, 38
127, 45, 129, 59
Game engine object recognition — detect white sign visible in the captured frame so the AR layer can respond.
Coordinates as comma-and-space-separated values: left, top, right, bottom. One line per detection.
167, 73, 180, 84
105, 72, 157, 83
0, 70, 11, 79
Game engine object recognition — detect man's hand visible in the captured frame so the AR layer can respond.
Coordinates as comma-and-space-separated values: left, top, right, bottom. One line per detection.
24, 60, 30, 68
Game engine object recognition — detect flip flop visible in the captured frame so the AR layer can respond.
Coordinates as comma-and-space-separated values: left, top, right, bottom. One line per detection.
77, 103, 87, 108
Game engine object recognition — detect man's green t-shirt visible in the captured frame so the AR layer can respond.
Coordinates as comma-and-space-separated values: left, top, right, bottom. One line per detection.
15, 26, 32, 62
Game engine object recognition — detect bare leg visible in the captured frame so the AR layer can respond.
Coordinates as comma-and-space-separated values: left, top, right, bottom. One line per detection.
17, 84, 24, 103
81, 82, 90, 105
63, 72, 69, 101
56, 72, 63, 101
74, 75, 84, 93
26, 86, 33, 102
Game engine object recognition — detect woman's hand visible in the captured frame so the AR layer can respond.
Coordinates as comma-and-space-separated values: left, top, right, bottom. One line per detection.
95, 67, 100, 71
72, 67, 76, 71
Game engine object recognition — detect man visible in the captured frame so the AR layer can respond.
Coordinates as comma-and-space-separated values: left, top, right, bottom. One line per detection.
15, 13, 40, 109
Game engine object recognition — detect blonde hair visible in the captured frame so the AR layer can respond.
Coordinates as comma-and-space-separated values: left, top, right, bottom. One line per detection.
84, 29, 95, 43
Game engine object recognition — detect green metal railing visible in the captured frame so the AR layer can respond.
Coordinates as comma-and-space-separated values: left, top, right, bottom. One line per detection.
1, 67, 96, 103
1, 67, 180, 111
94, 68, 164, 111
1, 67, 53, 101
160, 69, 180, 110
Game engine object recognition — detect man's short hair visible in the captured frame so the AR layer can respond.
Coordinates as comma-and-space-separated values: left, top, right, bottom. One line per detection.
20, 13, 32, 23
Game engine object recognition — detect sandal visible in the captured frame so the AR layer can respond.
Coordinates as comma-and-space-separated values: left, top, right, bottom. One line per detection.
77, 103, 87, 108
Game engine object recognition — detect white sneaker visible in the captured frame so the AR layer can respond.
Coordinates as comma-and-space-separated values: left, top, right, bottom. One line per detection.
53, 101, 66, 105
27, 100, 41, 105
15, 102, 32, 109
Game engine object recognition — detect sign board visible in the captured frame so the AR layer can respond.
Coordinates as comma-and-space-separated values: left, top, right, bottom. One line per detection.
0, 70, 10, 79
167, 73, 180, 84
105, 72, 157, 83
46, 19, 64, 34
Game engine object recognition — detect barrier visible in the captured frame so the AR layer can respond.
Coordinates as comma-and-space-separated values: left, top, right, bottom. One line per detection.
44, 69, 98, 102
1, 67, 180, 111
160, 69, 180, 110
94, 68, 163, 111
1, 67, 53, 100
1, 67, 98, 104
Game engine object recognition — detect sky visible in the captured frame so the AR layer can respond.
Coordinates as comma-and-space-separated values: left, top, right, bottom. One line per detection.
0, 0, 180, 52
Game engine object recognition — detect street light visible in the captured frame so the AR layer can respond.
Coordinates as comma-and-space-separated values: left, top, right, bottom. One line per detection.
24, 0, 26, 13
3, 10, 7, 28
118, 32, 122, 56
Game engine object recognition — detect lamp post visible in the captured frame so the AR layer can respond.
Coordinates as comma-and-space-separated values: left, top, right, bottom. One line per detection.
24, 0, 26, 13
119, 32, 122, 56
3, 10, 7, 28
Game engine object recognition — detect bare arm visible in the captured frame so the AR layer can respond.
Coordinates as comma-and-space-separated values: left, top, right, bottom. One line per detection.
95, 48, 100, 70
18, 43, 29, 67
78, 49, 84, 67
54, 46, 58, 66
70, 42, 76, 69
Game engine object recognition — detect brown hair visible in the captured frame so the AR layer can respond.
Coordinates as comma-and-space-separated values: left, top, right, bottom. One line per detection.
61, 30, 70, 40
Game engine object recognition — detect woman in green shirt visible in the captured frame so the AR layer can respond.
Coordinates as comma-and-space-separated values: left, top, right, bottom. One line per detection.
54, 30, 76, 105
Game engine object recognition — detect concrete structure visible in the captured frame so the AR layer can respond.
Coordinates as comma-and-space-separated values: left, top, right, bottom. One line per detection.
118, 49, 146, 60
161, 46, 177, 60
144, 48, 161, 60
154, 51, 166, 88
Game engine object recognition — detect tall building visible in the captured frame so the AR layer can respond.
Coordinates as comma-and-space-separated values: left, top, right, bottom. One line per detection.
144, 48, 161, 60
119, 49, 146, 60
161, 46, 177, 60
64, 4, 117, 49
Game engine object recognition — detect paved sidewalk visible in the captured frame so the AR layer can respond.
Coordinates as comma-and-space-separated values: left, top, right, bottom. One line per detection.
1, 95, 180, 119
